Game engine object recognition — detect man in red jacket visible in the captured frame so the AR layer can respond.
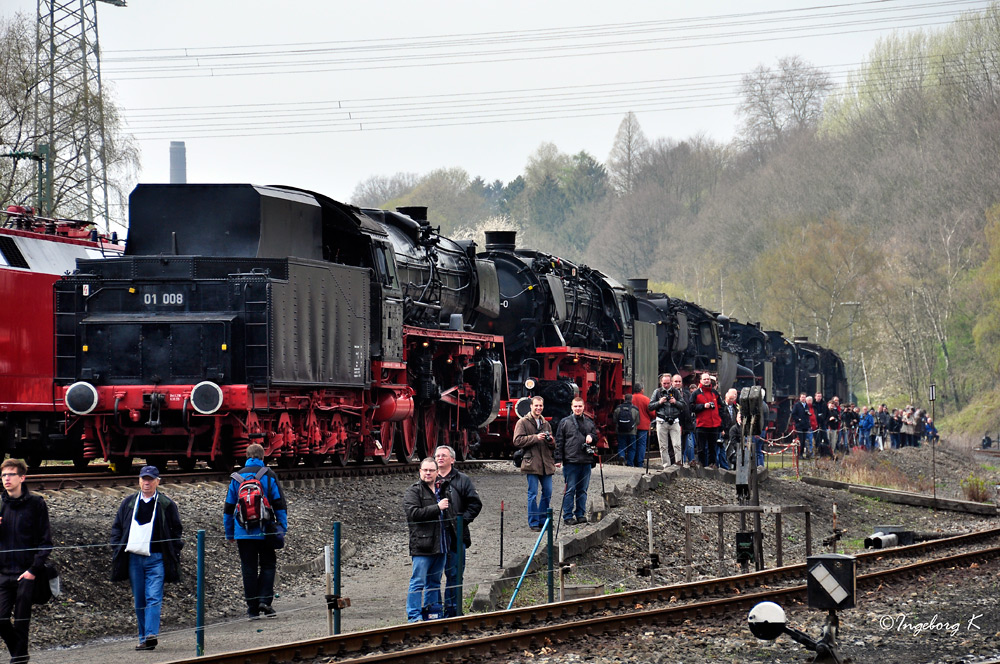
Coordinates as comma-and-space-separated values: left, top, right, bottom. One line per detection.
630, 383, 652, 467
690, 373, 724, 468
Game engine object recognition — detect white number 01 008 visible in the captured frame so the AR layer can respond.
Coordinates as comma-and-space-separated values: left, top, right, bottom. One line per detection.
144, 293, 184, 305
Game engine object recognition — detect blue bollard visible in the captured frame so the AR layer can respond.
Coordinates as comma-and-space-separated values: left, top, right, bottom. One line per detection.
196, 529, 205, 656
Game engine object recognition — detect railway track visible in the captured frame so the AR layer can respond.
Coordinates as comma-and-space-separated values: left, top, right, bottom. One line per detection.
153, 527, 1000, 664
26, 461, 487, 492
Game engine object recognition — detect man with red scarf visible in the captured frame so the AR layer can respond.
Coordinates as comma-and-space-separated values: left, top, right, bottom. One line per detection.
690, 373, 724, 468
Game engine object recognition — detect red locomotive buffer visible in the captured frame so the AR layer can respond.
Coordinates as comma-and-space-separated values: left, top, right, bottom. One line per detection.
54, 185, 503, 471
0, 207, 122, 467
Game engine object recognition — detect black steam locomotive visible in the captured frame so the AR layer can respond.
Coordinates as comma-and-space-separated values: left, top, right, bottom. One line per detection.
47, 182, 846, 469
55, 184, 504, 469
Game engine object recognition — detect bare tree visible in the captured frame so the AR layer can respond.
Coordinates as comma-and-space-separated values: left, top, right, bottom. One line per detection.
737, 56, 832, 159
350, 172, 419, 208
607, 112, 649, 195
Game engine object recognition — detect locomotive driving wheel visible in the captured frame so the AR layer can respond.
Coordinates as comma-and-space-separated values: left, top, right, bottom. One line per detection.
394, 417, 420, 463
373, 422, 395, 465
329, 414, 352, 466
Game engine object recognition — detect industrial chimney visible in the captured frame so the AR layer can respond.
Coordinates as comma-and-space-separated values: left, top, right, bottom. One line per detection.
169, 141, 187, 184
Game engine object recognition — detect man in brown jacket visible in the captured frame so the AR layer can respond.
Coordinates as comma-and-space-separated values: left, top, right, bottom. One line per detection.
513, 396, 558, 532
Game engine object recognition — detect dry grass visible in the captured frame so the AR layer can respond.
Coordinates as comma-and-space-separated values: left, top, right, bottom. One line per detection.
812, 450, 934, 493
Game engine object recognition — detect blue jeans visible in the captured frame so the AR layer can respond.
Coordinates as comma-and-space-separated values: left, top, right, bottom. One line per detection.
683, 432, 695, 464
755, 436, 765, 466
617, 434, 635, 466
716, 443, 730, 470
526, 474, 553, 528
128, 552, 164, 641
407, 554, 446, 622
631, 430, 648, 467
561, 463, 591, 522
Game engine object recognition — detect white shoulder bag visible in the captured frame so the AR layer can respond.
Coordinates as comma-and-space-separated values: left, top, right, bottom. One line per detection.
125, 494, 158, 557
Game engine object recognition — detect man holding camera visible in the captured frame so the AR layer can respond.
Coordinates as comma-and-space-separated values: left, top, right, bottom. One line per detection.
649, 374, 688, 467
690, 373, 725, 469
555, 397, 597, 526
513, 396, 557, 532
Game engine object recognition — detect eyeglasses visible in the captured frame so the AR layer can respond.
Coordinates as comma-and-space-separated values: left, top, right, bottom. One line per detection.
1, 473, 20, 479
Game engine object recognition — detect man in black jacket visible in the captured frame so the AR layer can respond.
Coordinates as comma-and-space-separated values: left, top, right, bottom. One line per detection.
404, 458, 453, 622
555, 397, 598, 526
432, 445, 482, 617
0, 459, 52, 664
110, 465, 183, 651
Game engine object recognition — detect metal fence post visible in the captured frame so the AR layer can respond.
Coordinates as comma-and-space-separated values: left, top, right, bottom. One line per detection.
196, 529, 205, 656
456, 515, 465, 616
333, 521, 342, 634
546, 508, 554, 603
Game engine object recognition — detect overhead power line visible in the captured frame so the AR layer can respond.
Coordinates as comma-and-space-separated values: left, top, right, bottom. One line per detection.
119, 49, 996, 140
100, 0, 987, 80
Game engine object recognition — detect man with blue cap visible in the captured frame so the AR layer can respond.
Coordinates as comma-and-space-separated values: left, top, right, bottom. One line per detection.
110, 465, 183, 651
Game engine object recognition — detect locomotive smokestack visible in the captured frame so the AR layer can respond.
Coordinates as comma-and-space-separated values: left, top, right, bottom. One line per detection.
396, 206, 428, 224
169, 141, 187, 184
484, 230, 517, 251
627, 278, 649, 295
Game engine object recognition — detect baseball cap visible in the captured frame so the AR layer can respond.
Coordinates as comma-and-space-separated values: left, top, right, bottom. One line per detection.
139, 465, 160, 479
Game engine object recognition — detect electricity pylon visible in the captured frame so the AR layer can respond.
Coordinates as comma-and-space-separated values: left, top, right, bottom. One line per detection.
35, 0, 125, 228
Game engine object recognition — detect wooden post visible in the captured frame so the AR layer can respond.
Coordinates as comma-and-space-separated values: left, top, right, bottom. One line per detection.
685, 512, 692, 582
775, 514, 783, 567
805, 512, 812, 557
717, 513, 725, 577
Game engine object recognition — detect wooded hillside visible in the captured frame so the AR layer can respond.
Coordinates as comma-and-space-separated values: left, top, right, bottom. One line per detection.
351, 4, 1000, 421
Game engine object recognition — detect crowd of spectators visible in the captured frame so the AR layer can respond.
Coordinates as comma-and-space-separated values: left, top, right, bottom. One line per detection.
789, 392, 938, 458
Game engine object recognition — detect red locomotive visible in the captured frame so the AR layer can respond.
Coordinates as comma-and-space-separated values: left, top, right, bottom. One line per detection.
0, 206, 122, 467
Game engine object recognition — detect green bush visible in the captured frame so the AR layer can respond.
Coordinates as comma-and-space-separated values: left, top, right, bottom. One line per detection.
960, 474, 994, 503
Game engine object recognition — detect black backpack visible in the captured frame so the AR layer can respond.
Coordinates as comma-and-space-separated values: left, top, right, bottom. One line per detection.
231, 467, 275, 529
616, 405, 636, 434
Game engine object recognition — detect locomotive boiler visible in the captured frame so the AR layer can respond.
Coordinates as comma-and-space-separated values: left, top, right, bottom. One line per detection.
628, 279, 727, 385
54, 184, 503, 470
473, 231, 656, 450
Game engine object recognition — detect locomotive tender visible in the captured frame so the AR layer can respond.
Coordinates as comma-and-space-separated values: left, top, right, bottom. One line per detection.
55, 185, 503, 470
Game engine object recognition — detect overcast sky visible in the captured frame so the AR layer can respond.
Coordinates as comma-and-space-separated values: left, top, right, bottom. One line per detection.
5, 0, 991, 203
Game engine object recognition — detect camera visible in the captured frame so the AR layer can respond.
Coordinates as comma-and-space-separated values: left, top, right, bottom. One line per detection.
584, 442, 597, 455
542, 432, 553, 442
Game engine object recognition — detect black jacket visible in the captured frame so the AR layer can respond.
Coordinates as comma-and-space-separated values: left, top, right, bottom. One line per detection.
0, 489, 52, 577
438, 469, 482, 548
404, 481, 454, 556
555, 414, 598, 464
648, 387, 688, 424
110, 492, 184, 583
791, 401, 811, 431
813, 398, 829, 425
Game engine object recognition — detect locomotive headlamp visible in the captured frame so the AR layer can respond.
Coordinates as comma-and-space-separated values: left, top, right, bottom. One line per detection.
190, 381, 224, 415
524, 378, 537, 390
65, 382, 99, 415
